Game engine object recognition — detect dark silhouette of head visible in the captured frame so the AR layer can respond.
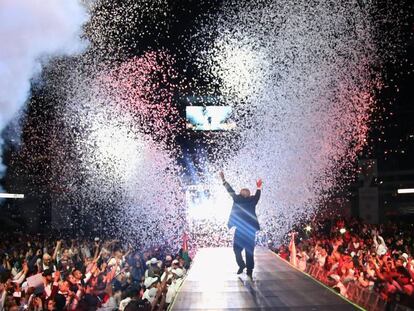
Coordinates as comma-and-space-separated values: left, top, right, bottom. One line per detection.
240, 188, 251, 198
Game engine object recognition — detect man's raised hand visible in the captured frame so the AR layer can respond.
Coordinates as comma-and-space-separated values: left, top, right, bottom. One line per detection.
256, 179, 263, 189
219, 171, 225, 182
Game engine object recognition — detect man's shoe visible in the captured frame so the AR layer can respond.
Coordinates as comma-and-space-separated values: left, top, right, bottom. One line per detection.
237, 267, 245, 274
246, 270, 253, 279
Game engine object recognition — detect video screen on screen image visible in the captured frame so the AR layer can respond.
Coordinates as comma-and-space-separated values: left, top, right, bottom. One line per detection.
186, 106, 236, 131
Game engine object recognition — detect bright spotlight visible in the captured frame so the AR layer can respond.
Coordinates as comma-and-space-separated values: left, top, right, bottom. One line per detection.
397, 188, 414, 194
304, 225, 312, 232
339, 228, 346, 234
186, 184, 232, 221
0, 193, 25, 199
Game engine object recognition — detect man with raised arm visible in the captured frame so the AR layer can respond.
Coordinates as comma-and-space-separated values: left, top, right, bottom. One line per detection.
219, 171, 262, 279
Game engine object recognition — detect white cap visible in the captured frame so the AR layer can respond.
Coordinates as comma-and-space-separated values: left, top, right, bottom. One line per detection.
143, 287, 157, 303
150, 257, 158, 265
172, 268, 184, 278
144, 277, 158, 288
21, 281, 29, 292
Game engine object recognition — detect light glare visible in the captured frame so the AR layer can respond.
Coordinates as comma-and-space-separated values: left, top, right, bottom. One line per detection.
397, 188, 414, 194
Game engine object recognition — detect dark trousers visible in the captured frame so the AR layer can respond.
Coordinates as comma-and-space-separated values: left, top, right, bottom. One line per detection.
233, 227, 256, 272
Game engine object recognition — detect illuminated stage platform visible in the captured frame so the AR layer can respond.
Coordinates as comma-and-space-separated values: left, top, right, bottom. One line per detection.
171, 247, 358, 310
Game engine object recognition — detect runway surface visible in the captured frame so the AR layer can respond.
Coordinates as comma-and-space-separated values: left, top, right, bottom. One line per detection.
171, 247, 360, 310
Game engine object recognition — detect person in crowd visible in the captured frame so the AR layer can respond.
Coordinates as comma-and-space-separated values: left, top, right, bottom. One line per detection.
165, 267, 184, 307
145, 258, 162, 279
276, 217, 414, 309
0, 234, 188, 311
38, 253, 56, 273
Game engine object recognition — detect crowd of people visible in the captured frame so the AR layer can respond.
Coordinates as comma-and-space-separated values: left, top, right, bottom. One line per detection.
275, 218, 414, 309
0, 234, 190, 311
3, 216, 414, 310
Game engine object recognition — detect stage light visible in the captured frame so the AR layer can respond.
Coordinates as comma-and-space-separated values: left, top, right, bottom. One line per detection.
186, 184, 232, 221
397, 188, 414, 194
0, 193, 25, 199
304, 225, 312, 232
339, 228, 346, 234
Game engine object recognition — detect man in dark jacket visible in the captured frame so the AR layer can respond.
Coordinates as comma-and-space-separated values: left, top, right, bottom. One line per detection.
220, 172, 262, 278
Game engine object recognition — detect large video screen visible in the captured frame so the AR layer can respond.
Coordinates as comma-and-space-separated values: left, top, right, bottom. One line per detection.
186, 106, 236, 131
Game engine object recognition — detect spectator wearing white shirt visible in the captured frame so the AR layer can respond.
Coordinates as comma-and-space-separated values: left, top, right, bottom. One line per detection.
165, 268, 185, 305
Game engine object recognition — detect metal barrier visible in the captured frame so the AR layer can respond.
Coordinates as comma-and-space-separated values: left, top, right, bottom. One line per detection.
305, 263, 388, 311
306, 263, 414, 311
393, 304, 414, 311
305, 263, 414, 310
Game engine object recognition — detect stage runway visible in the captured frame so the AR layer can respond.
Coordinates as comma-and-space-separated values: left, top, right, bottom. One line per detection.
171, 247, 360, 310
